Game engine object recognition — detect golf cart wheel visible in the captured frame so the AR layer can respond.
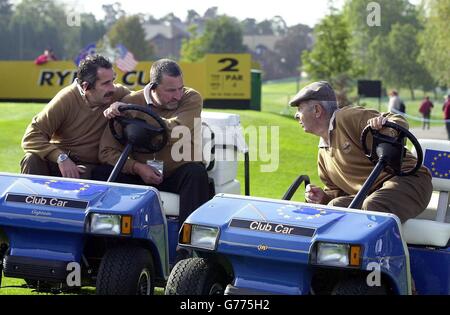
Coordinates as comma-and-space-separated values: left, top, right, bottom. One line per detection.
165, 257, 227, 295
96, 246, 155, 295
24, 279, 38, 288
331, 277, 389, 295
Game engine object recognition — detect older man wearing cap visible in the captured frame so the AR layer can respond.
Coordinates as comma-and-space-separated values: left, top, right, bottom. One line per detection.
291, 81, 432, 223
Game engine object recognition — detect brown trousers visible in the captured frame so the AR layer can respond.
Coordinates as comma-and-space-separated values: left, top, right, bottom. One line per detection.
20, 152, 96, 180
328, 171, 433, 223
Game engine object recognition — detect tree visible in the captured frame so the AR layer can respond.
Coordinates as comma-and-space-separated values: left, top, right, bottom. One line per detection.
107, 15, 154, 61
179, 25, 207, 62
79, 13, 105, 45
0, 0, 13, 58
203, 16, 247, 53
344, 0, 420, 77
180, 15, 247, 62
241, 18, 259, 35
161, 13, 182, 24
203, 7, 218, 19
102, 2, 125, 28
302, 12, 357, 105
241, 18, 279, 35
418, 0, 450, 86
255, 47, 288, 80
257, 20, 274, 35
9, 0, 71, 59
271, 16, 288, 36
0, 0, 12, 24
186, 10, 201, 25
368, 23, 434, 99
274, 24, 312, 78
0, 0, 110, 61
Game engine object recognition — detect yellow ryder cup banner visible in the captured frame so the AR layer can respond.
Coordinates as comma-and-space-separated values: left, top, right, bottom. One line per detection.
0, 54, 251, 103
0, 61, 206, 99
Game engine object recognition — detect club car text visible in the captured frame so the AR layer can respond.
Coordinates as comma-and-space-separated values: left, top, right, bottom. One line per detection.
229, 219, 315, 237
5, 194, 88, 209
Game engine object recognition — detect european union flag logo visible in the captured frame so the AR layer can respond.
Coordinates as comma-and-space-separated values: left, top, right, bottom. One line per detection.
32, 179, 108, 197
423, 149, 450, 179
275, 205, 329, 221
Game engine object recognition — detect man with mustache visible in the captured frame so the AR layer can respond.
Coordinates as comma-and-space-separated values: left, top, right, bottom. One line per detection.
20, 55, 130, 179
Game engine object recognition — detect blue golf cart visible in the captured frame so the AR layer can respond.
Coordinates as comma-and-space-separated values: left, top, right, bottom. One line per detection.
0, 106, 245, 294
165, 122, 450, 295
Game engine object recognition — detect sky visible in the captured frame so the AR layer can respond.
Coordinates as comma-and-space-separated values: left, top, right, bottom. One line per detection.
59, 0, 348, 27
9, 0, 421, 27
59, 0, 422, 27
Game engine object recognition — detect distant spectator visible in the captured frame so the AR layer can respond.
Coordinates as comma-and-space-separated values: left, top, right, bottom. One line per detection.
443, 95, 450, 112
419, 96, 434, 130
388, 90, 405, 114
34, 49, 57, 65
443, 95, 450, 140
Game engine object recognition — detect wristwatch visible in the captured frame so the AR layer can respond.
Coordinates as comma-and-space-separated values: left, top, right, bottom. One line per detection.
57, 153, 69, 164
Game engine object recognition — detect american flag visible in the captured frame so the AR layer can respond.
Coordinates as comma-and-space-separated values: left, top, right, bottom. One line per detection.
115, 44, 138, 73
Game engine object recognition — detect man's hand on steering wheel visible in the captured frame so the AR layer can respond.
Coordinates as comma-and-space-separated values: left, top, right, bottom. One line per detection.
367, 116, 387, 130
103, 102, 126, 119
361, 118, 423, 176
367, 116, 399, 138
109, 104, 168, 153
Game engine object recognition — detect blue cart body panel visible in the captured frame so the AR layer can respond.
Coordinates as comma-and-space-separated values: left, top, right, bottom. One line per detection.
0, 173, 174, 279
182, 194, 450, 295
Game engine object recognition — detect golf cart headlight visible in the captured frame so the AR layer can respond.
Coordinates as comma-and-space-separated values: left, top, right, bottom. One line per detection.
316, 243, 349, 267
89, 214, 121, 235
314, 243, 362, 267
180, 224, 219, 250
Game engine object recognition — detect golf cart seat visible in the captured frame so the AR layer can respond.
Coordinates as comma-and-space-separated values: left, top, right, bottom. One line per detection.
160, 112, 246, 217
403, 219, 450, 247
403, 139, 450, 247
160, 179, 242, 217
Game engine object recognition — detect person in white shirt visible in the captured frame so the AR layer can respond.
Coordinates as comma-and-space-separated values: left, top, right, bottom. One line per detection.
388, 90, 403, 113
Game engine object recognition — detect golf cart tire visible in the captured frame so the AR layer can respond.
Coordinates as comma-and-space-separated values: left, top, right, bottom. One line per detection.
165, 257, 227, 295
96, 246, 155, 295
331, 276, 389, 295
24, 279, 38, 288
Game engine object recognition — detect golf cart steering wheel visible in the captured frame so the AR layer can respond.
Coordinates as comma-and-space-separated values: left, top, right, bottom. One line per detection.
361, 121, 423, 176
109, 104, 168, 153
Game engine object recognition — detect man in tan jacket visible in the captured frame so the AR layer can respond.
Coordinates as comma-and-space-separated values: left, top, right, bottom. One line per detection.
21, 55, 130, 179
97, 59, 209, 224
290, 81, 432, 223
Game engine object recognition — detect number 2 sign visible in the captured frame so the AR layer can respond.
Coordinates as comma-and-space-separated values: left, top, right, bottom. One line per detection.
205, 54, 251, 100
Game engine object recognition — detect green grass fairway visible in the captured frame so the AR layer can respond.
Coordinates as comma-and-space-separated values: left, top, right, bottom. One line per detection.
0, 103, 45, 173
263, 79, 447, 129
